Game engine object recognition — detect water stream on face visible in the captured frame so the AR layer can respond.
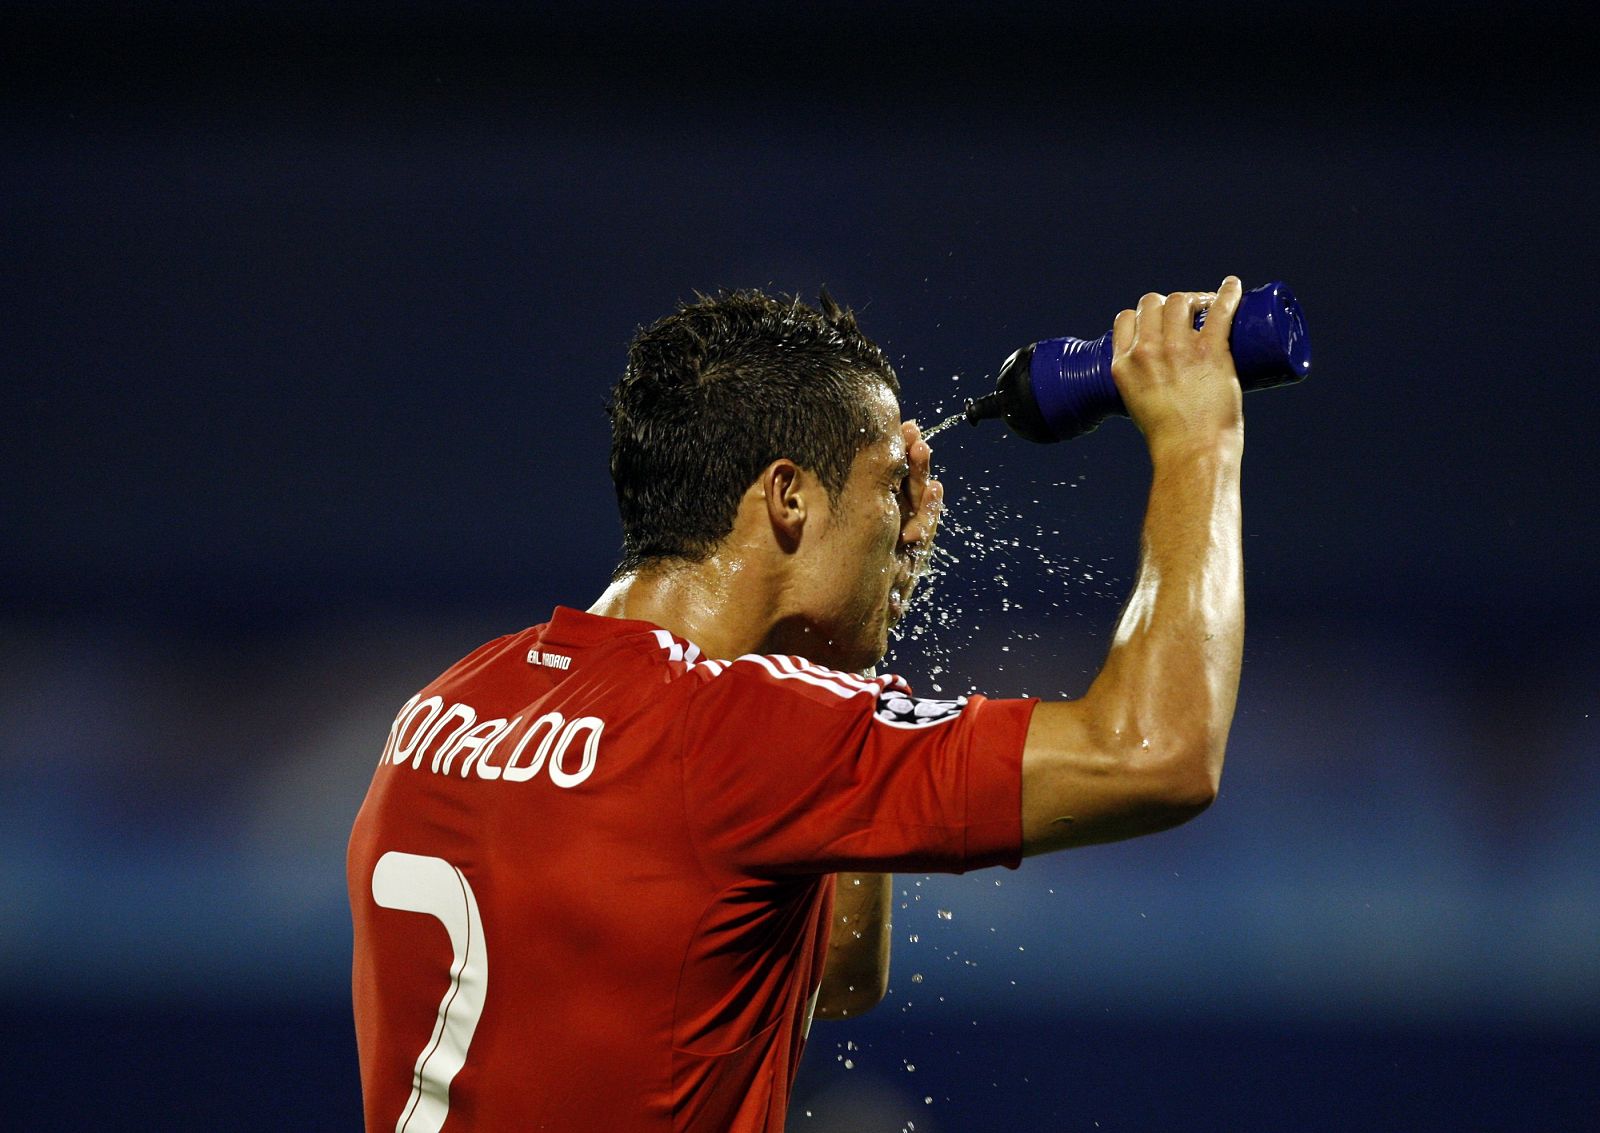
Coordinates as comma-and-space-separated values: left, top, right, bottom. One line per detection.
918, 410, 968, 441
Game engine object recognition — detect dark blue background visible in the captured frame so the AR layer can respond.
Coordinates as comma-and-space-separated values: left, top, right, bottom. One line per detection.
6, 3, 1596, 1129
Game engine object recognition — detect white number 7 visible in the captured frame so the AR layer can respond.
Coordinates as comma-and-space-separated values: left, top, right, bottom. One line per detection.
371, 852, 489, 1133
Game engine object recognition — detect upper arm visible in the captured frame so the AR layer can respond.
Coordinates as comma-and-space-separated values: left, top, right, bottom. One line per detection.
1019, 699, 1218, 856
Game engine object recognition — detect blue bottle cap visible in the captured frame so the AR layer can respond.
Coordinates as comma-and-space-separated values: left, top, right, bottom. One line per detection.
1229, 280, 1311, 388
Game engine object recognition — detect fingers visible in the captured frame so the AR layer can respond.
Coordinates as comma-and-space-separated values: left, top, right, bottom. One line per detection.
1130, 291, 1168, 359
1113, 307, 1136, 355
1111, 277, 1245, 448
1118, 279, 1240, 351
1135, 291, 1166, 333
897, 419, 942, 554
902, 420, 931, 484
1163, 289, 1200, 338
900, 421, 931, 528
903, 477, 943, 549
1200, 275, 1243, 342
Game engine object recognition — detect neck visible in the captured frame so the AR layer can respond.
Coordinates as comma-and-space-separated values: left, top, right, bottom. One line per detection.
588, 551, 781, 661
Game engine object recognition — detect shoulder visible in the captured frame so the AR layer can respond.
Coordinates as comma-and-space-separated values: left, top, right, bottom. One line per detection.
677, 647, 905, 702
629, 629, 1000, 737
419, 629, 533, 692
675, 645, 973, 728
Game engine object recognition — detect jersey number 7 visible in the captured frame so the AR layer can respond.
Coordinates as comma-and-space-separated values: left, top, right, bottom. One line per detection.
371, 852, 488, 1133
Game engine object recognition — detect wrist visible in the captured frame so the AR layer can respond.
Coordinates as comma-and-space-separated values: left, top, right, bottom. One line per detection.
1146, 425, 1244, 469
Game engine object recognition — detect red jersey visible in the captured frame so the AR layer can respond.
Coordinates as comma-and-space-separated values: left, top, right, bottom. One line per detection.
348, 606, 1033, 1132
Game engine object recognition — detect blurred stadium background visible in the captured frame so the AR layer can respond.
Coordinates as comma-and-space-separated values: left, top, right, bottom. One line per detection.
5, 3, 1596, 1129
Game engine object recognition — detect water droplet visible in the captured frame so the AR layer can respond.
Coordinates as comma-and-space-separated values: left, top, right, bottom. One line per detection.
911, 972, 923, 983
936, 909, 953, 921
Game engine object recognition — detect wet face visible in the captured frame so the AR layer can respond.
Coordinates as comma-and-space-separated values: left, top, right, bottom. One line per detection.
802, 386, 912, 671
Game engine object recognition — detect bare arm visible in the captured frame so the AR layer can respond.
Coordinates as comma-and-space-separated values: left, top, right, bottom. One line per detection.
807, 299, 1243, 1003
815, 872, 891, 1019
1021, 278, 1247, 855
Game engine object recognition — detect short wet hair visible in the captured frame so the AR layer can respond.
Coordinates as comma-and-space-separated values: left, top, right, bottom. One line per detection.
607, 288, 900, 574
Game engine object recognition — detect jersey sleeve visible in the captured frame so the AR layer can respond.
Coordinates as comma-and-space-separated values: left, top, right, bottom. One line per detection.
677, 655, 1036, 877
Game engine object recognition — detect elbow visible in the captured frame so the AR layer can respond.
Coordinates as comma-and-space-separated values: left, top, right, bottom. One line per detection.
1160, 776, 1217, 828
1152, 735, 1224, 823
815, 943, 891, 1020
1019, 702, 1228, 853
814, 945, 890, 1021
814, 973, 889, 1020
1106, 723, 1224, 834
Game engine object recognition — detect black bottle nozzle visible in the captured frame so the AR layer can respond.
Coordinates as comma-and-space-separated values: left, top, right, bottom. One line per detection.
963, 391, 1003, 426
963, 346, 1058, 442
968, 281, 1311, 443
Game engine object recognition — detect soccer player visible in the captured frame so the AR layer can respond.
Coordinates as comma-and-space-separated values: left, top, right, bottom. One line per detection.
348, 277, 1247, 1131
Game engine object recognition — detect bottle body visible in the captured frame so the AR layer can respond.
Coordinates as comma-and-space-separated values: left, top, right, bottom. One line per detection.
966, 280, 1311, 443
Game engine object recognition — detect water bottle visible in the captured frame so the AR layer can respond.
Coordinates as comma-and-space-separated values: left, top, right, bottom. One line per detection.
964, 280, 1311, 443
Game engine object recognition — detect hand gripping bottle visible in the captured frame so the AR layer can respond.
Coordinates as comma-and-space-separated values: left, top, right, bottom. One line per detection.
964, 280, 1311, 443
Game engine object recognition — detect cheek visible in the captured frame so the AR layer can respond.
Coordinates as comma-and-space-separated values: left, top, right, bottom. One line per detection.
879, 498, 901, 546
864, 510, 899, 585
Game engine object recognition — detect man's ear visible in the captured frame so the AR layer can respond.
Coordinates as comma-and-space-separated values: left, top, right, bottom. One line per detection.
761, 459, 808, 553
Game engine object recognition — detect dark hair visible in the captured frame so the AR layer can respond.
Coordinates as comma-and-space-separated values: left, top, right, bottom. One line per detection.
606, 288, 900, 575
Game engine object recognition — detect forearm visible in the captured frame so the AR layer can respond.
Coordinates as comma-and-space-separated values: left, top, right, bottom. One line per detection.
1019, 280, 1248, 854
814, 872, 891, 1019
1089, 434, 1244, 794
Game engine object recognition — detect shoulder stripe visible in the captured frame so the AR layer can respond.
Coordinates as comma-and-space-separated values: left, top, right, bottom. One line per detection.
776, 654, 913, 697
650, 628, 721, 674
769, 653, 885, 695
732, 656, 902, 697
738, 654, 860, 699
650, 628, 911, 697
650, 629, 684, 663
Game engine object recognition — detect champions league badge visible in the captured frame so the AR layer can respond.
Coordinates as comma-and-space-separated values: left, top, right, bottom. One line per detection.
874, 692, 968, 729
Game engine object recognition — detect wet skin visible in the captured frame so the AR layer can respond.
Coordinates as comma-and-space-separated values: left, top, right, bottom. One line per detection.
776, 387, 943, 673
